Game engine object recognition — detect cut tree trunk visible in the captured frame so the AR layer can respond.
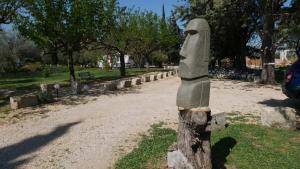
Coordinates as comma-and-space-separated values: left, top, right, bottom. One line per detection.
168, 107, 212, 169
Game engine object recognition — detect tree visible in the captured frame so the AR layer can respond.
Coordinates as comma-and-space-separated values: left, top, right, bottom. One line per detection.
279, 0, 300, 58
129, 10, 180, 68
0, 30, 40, 73
100, 7, 139, 76
0, 0, 23, 28
17, 0, 116, 85
176, 0, 256, 69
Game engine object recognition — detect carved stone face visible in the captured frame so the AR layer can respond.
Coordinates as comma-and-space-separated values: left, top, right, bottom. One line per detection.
179, 19, 210, 79
177, 18, 211, 109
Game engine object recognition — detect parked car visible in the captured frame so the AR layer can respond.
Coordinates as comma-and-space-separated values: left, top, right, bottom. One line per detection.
282, 59, 300, 98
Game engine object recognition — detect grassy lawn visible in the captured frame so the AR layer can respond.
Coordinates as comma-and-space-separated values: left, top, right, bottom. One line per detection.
0, 67, 164, 90
115, 123, 300, 169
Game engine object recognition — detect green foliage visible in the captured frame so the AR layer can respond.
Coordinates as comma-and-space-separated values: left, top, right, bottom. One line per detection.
0, 0, 23, 26
101, 7, 181, 73
42, 66, 51, 78
0, 31, 40, 73
151, 51, 168, 67
17, 0, 116, 81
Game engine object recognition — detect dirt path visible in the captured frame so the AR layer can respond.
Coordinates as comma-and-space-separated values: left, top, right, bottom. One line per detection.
0, 77, 287, 169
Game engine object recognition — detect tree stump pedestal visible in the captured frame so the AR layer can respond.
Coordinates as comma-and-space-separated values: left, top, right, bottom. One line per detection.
168, 107, 212, 169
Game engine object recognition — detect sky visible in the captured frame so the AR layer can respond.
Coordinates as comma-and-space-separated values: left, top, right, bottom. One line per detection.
118, 0, 184, 17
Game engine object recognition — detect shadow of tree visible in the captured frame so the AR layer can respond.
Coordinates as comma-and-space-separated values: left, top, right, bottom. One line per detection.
258, 98, 300, 110
212, 137, 237, 169
0, 121, 81, 169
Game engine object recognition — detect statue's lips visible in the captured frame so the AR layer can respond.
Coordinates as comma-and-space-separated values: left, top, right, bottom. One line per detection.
179, 62, 208, 80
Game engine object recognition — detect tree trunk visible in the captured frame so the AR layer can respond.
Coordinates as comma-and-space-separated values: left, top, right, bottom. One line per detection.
119, 52, 126, 77
51, 52, 58, 66
261, 0, 275, 84
168, 108, 212, 169
68, 51, 76, 84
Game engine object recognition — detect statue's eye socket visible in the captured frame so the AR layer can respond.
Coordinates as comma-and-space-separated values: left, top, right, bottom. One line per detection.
185, 30, 197, 36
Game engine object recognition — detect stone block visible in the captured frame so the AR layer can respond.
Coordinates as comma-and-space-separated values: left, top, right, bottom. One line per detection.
157, 73, 163, 79
117, 80, 132, 89
167, 150, 193, 169
132, 78, 142, 85
253, 75, 261, 83
40, 84, 51, 93
211, 112, 226, 131
261, 107, 299, 129
143, 75, 151, 82
10, 95, 38, 109
158, 73, 164, 79
150, 74, 157, 81
71, 81, 82, 95
104, 81, 117, 91
163, 72, 168, 78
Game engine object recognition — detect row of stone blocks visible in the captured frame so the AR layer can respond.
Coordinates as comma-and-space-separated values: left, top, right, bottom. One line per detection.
102, 71, 177, 91
9, 70, 177, 109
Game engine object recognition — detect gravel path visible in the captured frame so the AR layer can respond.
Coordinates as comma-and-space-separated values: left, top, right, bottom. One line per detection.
0, 77, 287, 169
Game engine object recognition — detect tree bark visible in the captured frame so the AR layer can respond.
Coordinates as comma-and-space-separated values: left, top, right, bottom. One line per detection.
68, 51, 76, 84
51, 52, 58, 66
176, 107, 212, 169
261, 0, 275, 84
119, 52, 126, 77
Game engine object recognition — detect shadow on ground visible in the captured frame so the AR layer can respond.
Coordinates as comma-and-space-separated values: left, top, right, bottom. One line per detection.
259, 98, 300, 120
212, 137, 237, 169
0, 121, 81, 169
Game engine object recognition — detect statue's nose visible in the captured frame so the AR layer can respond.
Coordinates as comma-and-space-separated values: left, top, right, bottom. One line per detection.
180, 36, 189, 58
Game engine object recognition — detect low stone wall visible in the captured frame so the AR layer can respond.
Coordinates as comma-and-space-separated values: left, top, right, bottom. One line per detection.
9, 70, 177, 109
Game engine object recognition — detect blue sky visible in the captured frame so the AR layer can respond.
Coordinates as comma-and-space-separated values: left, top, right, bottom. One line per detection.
118, 0, 184, 17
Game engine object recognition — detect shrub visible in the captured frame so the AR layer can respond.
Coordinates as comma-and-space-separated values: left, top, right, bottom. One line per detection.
42, 66, 51, 78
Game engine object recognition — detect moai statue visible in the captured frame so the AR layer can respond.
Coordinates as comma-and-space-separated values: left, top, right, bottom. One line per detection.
177, 18, 210, 109
168, 18, 212, 169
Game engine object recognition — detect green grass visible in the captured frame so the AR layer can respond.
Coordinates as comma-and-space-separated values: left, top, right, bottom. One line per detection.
115, 123, 177, 169
212, 124, 300, 169
115, 123, 300, 169
0, 67, 164, 90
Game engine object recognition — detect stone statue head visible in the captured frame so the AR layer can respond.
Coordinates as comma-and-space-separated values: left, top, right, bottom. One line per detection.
179, 18, 210, 79
177, 18, 211, 109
